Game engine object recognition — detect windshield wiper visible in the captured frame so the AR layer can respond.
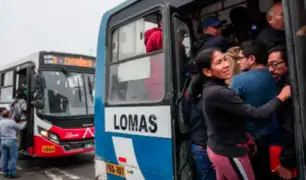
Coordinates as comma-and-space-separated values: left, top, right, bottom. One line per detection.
76, 77, 82, 101
87, 76, 93, 102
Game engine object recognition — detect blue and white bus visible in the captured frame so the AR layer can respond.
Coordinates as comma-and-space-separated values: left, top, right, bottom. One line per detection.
95, 0, 306, 179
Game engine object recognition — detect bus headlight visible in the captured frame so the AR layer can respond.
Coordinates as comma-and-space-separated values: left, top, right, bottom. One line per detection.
38, 127, 60, 144
38, 128, 49, 138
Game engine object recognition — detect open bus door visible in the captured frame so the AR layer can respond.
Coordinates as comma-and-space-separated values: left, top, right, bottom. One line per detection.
20, 65, 35, 154
165, 4, 197, 180
282, 0, 306, 179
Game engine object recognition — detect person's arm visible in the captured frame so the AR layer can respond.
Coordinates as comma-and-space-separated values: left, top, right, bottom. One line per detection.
214, 87, 283, 119
12, 121, 27, 130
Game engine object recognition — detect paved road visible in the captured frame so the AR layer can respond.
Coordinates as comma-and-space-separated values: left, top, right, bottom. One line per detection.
0, 152, 95, 180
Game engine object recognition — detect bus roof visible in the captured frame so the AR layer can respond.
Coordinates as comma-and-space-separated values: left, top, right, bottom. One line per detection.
0, 51, 96, 72
40, 51, 96, 59
104, 0, 140, 19
104, 0, 217, 21
0, 52, 40, 72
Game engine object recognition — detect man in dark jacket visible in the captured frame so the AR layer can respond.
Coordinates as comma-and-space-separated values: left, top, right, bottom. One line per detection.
257, 3, 286, 50
268, 45, 295, 179
195, 16, 232, 53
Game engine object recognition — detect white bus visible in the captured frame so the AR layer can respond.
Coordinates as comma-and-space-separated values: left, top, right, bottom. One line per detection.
0, 51, 96, 157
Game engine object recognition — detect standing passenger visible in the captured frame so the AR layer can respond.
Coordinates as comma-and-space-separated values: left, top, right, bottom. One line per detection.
0, 110, 27, 178
225, 46, 241, 85
183, 74, 216, 180
195, 16, 232, 53
10, 89, 27, 122
268, 45, 296, 180
192, 48, 291, 180
257, 2, 285, 50
231, 40, 278, 179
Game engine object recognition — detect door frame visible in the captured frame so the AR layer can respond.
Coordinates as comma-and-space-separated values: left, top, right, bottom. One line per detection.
165, 4, 196, 179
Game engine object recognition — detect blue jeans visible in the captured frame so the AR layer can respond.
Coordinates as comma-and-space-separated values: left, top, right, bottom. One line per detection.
191, 144, 216, 180
1, 139, 18, 175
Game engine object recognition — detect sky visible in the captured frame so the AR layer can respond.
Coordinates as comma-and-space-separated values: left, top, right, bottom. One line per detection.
0, 0, 125, 65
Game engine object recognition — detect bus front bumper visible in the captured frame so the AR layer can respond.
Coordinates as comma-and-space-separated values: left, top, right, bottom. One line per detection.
33, 136, 94, 157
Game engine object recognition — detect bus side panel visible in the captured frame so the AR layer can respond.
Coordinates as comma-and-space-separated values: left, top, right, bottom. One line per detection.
94, 106, 174, 180
100, 133, 173, 180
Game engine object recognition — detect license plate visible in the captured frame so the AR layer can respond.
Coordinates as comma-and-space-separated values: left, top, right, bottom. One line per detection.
42, 145, 55, 153
106, 163, 125, 178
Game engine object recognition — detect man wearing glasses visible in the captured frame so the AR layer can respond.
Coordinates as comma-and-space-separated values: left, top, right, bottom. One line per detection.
231, 40, 279, 180
268, 45, 296, 180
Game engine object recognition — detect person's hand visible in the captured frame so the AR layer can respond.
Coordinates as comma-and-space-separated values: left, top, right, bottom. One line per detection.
277, 85, 291, 102
272, 165, 293, 179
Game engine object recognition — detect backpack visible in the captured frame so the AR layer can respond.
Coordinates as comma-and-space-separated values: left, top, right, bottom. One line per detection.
10, 99, 24, 121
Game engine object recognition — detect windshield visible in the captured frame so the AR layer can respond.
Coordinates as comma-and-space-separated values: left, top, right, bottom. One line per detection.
38, 71, 95, 116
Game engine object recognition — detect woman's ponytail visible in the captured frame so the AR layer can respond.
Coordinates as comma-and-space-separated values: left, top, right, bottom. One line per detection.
186, 73, 204, 102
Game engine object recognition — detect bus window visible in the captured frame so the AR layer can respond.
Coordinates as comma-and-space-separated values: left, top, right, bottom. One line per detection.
1, 71, 13, 86
108, 12, 164, 104
108, 53, 164, 103
0, 87, 13, 102
112, 12, 162, 62
0, 71, 14, 102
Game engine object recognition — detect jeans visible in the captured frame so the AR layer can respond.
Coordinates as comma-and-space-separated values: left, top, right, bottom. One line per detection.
192, 144, 216, 180
1, 139, 18, 176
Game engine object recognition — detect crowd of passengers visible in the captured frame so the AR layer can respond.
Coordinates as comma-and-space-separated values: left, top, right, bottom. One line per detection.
144, 2, 294, 180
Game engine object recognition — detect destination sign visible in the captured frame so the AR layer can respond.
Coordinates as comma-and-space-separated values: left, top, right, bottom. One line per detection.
43, 55, 95, 68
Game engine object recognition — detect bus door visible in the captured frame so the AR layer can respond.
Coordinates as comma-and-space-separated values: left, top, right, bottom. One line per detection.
17, 65, 35, 153
165, 4, 196, 180
283, 0, 306, 178
103, 8, 174, 179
